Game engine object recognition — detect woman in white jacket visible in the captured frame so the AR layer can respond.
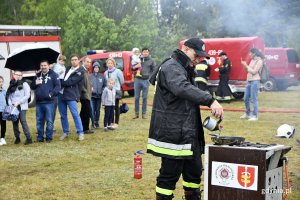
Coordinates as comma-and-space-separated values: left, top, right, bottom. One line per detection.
7, 70, 32, 145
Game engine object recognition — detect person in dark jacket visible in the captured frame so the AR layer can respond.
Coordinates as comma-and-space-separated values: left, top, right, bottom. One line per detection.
147, 38, 224, 200
58, 54, 85, 141
215, 52, 232, 101
131, 47, 155, 119
80, 57, 94, 134
90, 61, 105, 129
195, 59, 210, 91
31, 60, 61, 142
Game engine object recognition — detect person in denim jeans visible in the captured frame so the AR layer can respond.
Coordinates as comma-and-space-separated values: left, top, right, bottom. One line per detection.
31, 60, 61, 142
131, 47, 155, 119
58, 54, 85, 141
241, 48, 264, 121
7, 71, 32, 145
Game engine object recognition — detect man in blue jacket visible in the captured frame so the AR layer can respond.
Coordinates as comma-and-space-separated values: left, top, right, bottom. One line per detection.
31, 60, 61, 142
58, 54, 85, 141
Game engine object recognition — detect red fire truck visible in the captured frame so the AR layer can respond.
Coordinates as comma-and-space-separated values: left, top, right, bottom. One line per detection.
180, 36, 265, 99
264, 47, 300, 91
85, 50, 135, 96
0, 25, 62, 107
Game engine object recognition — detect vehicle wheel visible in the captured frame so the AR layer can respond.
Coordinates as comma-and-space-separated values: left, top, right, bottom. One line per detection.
127, 90, 134, 96
263, 78, 277, 91
232, 92, 244, 99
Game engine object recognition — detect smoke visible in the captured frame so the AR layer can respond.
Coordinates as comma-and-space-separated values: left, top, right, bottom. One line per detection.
203, 0, 300, 48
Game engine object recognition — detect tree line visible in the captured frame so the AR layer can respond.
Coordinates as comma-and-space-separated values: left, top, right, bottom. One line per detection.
1, 0, 300, 63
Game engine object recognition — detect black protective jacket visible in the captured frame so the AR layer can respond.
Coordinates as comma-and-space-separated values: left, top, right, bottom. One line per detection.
147, 50, 215, 159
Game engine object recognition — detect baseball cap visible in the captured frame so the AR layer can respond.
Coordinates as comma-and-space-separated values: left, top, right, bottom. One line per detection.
184, 38, 210, 59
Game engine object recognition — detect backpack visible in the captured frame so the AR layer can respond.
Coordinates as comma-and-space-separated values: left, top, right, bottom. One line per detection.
259, 62, 270, 83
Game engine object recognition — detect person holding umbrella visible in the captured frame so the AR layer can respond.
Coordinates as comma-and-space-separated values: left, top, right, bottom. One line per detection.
6, 71, 33, 145
31, 60, 61, 142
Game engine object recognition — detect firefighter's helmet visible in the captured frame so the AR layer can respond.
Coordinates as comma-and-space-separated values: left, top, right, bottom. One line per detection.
276, 124, 295, 138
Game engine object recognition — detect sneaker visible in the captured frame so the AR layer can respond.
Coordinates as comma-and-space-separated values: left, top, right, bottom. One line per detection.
111, 124, 118, 129
240, 113, 250, 119
78, 134, 84, 141
132, 115, 139, 119
248, 116, 258, 121
60, 133, 68, 141
0, 138, 7, 145
107, 126, 115, 130
24, 138, 33, 145
14, 137, 21, 144
142, 115, 147, 119
104, 127, 108, 132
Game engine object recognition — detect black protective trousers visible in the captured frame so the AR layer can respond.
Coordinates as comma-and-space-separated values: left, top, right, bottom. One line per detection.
156, 148, 203, 198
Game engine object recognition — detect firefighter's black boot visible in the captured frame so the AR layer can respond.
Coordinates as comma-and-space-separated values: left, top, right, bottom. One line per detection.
156, 193, 174, 200
183, 189, 201, 200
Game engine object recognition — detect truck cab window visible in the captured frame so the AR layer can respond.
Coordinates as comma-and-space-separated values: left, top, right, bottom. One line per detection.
287, 50, 299, 63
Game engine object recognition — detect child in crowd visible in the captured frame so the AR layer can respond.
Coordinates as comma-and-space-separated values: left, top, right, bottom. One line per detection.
53, 55, 66, 82
91, 61, 106, 129
52, 55, 66, 130
0, 76, 7, 146
101, 78, 116, 132
132, 48, 142, 77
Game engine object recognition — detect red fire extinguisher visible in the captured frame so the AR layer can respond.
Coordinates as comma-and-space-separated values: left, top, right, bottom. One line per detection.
134, 150, 143, 179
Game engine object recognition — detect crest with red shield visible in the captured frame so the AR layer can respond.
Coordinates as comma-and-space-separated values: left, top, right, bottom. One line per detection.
237, 166, 256, 188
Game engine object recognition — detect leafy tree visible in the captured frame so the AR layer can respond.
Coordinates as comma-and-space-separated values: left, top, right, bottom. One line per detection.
86, 0, 139, 25
0, 0, 24, 24
116, 0, 159, 50
20, 0, 68, 34
1, 0, 300, 61
63, 0, 117, 57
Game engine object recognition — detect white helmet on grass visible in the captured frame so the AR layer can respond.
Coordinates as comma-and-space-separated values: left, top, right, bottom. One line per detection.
276, 124, 295, 138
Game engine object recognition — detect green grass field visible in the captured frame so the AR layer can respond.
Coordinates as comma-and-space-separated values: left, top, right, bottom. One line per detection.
0, 86, 299, 200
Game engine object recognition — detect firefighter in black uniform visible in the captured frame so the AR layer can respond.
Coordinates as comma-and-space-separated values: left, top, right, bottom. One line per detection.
195, 59, 210, 91
215, 52, 232, 101
147, 38, 224, 200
